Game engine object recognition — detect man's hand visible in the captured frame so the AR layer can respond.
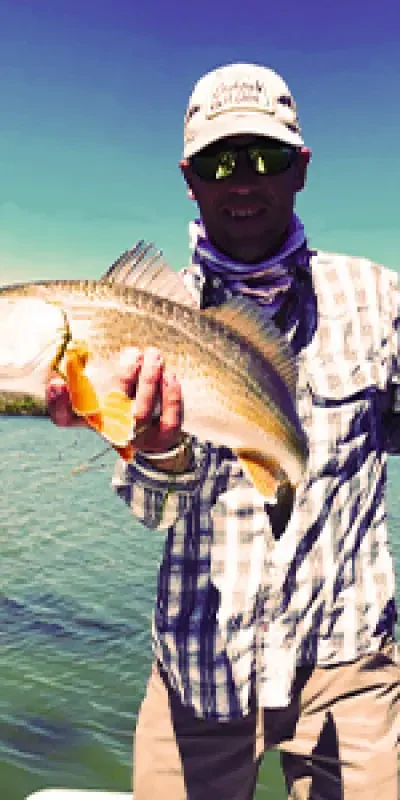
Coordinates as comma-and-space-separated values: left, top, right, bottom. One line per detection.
46, 347, 184, 455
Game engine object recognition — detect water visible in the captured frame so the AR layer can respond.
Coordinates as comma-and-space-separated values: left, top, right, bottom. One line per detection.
0, 418, 399, 800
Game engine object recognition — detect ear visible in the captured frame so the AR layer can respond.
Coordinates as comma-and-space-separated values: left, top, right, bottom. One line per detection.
179, 159, 195, 201
293, 147, 311, 192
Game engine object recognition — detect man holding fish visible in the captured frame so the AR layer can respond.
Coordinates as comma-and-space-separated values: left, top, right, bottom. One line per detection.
29, 62, 400, 797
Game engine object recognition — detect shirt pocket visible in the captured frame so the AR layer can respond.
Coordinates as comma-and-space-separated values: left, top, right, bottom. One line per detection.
302, 353, 386, 480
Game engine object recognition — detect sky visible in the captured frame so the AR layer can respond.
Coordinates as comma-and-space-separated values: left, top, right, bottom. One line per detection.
0, 0, 399, 284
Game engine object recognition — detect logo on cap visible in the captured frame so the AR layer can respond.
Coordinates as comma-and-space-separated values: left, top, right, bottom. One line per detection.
206, 79, 274, 119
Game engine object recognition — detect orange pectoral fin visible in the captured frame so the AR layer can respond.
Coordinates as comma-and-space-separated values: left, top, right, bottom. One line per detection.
64, 343, 101, 417
64, 342, 135, 459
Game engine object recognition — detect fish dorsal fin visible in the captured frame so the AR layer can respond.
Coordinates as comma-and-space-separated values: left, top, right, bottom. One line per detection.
102, 240, 156, 283
203, 297, 297, 396
101, 241, 196, 307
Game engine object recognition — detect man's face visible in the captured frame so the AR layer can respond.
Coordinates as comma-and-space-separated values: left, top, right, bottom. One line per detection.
181, 135, 310, 264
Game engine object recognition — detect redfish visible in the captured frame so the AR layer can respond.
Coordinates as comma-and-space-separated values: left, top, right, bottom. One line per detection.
0, 242, 308, 498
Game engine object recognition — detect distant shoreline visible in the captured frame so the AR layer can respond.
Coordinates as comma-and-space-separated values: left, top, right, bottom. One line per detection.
0, 394, 47, 417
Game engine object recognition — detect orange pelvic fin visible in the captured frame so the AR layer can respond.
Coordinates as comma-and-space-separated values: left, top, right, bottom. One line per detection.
114, 443, 136, 462
234, 450, 286, 500
91, 390, 136, 448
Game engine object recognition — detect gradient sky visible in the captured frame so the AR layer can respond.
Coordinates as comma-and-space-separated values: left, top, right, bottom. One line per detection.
0, 0, 399, 284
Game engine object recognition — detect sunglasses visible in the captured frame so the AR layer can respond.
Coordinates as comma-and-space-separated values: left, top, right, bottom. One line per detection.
190, 138, 296, 181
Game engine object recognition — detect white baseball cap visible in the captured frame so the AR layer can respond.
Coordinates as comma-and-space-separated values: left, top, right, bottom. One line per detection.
183, 62, 303, 158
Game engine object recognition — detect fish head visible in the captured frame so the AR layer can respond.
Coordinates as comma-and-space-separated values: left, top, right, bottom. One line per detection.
0, 295, 69, 400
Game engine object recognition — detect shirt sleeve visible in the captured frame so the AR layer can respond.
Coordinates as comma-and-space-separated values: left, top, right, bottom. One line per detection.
111, 438, 218, 530
383, 278, 400, 453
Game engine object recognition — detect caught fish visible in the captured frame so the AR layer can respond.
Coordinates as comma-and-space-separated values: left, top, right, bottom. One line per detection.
0, 241, 308, 498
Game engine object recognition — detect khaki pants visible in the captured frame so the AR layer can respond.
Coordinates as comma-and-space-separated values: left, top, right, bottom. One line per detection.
133, 641, 399, 800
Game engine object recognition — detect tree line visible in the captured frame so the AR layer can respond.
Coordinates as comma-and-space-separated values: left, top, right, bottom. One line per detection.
0, 393, 47, 416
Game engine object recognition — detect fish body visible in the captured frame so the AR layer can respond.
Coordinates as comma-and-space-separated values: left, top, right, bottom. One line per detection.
0, 245, 308, 498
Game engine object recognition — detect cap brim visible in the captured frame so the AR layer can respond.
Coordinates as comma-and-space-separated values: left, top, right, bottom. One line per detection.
184, 112, 303, 158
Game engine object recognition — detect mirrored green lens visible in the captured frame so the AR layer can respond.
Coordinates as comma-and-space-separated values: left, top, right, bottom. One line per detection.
248, 147, 293, 175
215, 151, 236, 179
191, 150, 236, 180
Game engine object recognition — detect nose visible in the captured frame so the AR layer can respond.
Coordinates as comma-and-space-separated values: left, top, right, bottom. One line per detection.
229, 152, 258, 186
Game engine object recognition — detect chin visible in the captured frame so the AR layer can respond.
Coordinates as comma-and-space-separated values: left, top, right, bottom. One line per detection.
222, 233, 276, 263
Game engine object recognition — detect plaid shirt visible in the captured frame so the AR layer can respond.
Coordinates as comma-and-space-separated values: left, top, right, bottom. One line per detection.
112, 248, 399, 720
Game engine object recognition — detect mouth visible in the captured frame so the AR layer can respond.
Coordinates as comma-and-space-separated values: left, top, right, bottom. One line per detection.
222, 207, 266, 220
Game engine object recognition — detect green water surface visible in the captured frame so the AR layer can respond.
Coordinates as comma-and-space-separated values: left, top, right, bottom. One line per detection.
1, 418, 399, 800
